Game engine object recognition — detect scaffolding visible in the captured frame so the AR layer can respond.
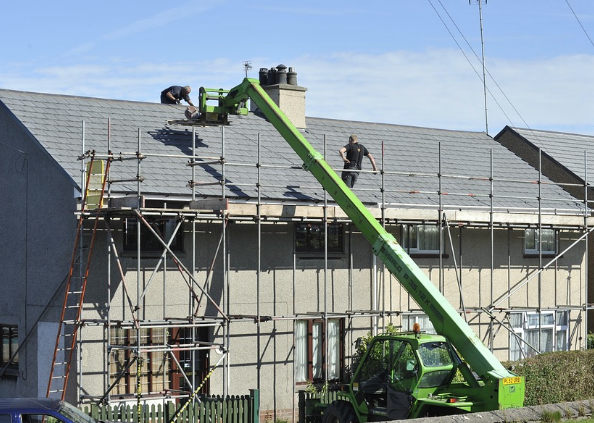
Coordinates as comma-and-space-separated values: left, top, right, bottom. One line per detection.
63, 119, 593, 410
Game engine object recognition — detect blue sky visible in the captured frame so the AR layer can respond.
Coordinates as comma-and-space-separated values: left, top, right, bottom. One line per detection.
2, 1, 594, 135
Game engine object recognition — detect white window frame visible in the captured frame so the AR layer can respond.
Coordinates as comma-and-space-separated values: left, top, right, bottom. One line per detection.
508, 310, 569, 361
524, 228, 556, 255
402, 313, 436, 334
402, 224, 441, 254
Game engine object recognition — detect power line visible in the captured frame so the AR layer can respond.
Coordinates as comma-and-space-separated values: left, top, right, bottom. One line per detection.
565, 0, 594, 50
429, 0, 535, 134
427, 0, 515, 132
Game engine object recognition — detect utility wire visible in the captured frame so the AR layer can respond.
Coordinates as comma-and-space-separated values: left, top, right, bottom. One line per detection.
428, 0, 559, 156
427, 0, 514, 131
429, 0, 533, 134
565, 0, 594, 49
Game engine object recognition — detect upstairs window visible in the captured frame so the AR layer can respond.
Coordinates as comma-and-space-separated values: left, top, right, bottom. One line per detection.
402, 224, 441, 255
524, 229, 556, 256
295, 223, 344, 254
124, 218, 184, 255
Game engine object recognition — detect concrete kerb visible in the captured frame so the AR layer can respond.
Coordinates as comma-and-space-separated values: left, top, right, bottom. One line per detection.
380, 400, 594, 423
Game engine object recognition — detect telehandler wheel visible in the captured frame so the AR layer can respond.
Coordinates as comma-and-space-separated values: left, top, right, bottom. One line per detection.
322, 400, 358, 423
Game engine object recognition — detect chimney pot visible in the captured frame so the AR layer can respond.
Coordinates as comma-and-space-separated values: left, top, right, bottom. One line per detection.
259, 68, 268, 85
267, 67, 278, 85
277, 65, 288, 84
287, 67, 297, 85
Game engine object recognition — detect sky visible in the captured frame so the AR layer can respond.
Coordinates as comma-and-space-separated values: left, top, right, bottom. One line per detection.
2, 1, 594, 136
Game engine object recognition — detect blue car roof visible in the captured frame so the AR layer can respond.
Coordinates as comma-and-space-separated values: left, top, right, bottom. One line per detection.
0, 398, 62, 413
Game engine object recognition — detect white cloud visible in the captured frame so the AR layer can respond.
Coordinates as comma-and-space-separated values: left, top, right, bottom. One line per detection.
294, 50, 594, 135
2, 48, 594, 135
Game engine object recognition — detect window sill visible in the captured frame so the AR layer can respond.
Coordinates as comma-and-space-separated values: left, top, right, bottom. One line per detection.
0, 368, 19, 379
523, 253, 558, 259
297, 255, 345, 261
409, 253, 449, 259
121, 251, 186, 259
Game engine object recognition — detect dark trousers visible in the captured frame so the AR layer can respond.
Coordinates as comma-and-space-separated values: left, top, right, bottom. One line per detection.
342, 171, 358, 188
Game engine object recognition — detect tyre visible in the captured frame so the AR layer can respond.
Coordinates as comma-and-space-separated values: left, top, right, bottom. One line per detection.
322, 401, 358, 423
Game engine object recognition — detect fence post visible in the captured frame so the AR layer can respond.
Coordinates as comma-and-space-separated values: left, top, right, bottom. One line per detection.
249, 389, 259, 423
298, 390, 305, 423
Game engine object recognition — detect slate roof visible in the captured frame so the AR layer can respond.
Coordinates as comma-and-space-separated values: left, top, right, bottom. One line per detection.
498, 127, 594, 185
0, 89, 583, 214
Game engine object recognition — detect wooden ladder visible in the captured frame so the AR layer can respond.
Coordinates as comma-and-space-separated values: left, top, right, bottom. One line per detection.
46, 156, 110, 399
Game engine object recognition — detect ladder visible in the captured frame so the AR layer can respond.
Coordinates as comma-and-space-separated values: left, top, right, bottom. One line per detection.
46, 156, 110, 400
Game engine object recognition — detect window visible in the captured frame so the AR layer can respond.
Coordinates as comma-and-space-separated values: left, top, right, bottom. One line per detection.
123, 218, 184, 254
295, 223, 344, 254
402, 224, 441, 254
110, 327, 169, 396
21, 401, 95, 423
22, 415, 64, 423
508, 310, 569, 361
169, 327, 210, 396
295, 319, 343, 383
402, 314, 436, 334
524, 228, 556, 256
109, 327, 208, 397
1, 324, 18, 375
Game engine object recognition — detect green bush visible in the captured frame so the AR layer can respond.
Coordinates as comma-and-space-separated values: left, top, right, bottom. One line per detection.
588, 332, 594, 349
502, 349, 594, 406
347, 323, 399, 378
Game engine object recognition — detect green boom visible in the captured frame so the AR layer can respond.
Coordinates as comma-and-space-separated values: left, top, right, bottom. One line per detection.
223, 78, 524, 409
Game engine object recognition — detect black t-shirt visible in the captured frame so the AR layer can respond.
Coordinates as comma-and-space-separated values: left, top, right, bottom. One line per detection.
343, 143, 369, 169
161, 86, 190, 102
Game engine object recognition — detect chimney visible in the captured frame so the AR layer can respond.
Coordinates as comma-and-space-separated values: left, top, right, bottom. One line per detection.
251, 65, 307, 129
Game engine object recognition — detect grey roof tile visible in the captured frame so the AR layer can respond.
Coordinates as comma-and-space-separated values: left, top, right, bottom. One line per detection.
508, 127, 594, 184
0, 89, 582, 214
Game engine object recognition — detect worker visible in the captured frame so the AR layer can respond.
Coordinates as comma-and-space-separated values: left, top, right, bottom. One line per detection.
339, 134, 378, 188
160, 86, 194, 106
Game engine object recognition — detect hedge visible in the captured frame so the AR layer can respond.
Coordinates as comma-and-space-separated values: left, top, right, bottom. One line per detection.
502, 348, 594, 406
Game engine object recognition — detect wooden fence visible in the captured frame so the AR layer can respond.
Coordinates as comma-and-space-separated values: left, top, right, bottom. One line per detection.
298, 390, 341, 423
84, 390, 259, 423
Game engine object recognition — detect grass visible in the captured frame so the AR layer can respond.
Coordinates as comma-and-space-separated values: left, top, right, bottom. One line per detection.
541, 410, 562, 423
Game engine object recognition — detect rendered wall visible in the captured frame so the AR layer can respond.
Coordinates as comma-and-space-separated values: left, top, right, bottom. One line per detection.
0, 109, 78, 401
74, 217, 586, 417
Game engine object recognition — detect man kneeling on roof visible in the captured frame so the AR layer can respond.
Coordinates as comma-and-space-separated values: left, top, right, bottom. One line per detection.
161, 85, 194, 106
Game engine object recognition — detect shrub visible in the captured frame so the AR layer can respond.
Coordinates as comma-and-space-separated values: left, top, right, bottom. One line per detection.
502, 349, 594, 406
346, 323, 399, 378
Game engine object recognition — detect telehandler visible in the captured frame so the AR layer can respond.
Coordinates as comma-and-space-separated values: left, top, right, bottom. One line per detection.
196, 78, 525, 421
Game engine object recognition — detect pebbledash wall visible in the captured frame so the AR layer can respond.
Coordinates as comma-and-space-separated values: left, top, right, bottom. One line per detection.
74, 208, 587, 420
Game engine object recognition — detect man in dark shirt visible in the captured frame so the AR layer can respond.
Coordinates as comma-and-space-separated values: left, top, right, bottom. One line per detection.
339, 134, 378, 188
160, 85, 194, 106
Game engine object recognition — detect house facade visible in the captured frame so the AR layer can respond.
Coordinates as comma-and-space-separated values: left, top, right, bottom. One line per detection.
0, 83, 591, 421
495, 126, 594, 333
